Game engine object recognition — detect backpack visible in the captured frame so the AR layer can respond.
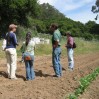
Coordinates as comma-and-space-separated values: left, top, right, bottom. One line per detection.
73, 42, 76, 48
2, 39, 6, 51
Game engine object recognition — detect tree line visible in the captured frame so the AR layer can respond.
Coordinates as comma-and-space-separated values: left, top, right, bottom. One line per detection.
0, 0, 99, 40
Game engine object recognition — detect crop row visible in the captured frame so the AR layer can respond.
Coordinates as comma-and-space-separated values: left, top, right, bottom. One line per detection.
66, 67, 99, 99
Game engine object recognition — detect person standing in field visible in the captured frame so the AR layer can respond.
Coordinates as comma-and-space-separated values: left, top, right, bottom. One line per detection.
50, 24, 62, 77
22, 32, 35, 80
5, 24, 18, 79
66, 31, 74, 71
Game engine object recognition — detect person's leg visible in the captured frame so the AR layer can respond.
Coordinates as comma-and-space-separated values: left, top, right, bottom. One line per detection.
58, 47, 62, 76
52, 49, 55, 72
53, 47, 60, 77
29, 60, 35, 80
5, 50, 11, 78
67, 48, 74, 70
14, 51, 17, 75
21, 53, 24, 62
25, 61, 31, 80
10, 48, 17, 79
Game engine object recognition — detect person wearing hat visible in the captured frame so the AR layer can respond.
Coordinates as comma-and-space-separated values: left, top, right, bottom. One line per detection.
50, 23, 62, 77
66, 31, 74, 71
5, 24, 18, 79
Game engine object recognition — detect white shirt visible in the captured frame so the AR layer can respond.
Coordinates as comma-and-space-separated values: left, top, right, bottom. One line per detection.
25, 40, 35, 55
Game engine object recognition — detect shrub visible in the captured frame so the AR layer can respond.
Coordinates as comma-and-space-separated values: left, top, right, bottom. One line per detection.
83, 33, 93, 41
94, 35, 99, 40
17, 25, 37, 41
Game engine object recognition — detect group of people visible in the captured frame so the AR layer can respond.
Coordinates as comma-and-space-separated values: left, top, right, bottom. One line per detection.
2, 23, 75, 81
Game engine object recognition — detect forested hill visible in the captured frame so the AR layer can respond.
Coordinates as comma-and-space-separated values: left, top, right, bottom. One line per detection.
0, 0, 99, 40
39, 3, 65, 20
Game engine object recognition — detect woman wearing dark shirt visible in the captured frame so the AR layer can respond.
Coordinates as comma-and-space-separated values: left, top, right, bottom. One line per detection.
5, 24, 18, 79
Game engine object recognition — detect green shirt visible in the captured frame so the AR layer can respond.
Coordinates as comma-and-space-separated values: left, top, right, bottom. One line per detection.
52, 29, 61, 46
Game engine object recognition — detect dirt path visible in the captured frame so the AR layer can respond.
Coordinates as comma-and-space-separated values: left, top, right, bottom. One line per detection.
0, 52, 99, 99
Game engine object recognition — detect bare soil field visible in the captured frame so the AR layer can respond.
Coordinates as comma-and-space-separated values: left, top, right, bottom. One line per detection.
0, 52, 99, 99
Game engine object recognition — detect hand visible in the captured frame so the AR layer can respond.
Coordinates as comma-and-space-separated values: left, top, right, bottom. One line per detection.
17, 43, 19, 46
65, 44, 67, 48
53, 45, 57, 48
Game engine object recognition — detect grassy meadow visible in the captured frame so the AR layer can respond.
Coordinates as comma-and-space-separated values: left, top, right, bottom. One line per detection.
35, 36, 99, 56
0, 36, 99, 59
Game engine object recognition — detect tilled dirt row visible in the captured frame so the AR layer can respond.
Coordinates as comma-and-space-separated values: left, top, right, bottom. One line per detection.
0, 52, 99, 99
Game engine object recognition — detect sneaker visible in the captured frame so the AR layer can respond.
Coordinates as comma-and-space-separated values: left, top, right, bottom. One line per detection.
53, 75, 61, 78
68, 68, 73, 71
10, 77, 18, 80
19, 60, 24, 63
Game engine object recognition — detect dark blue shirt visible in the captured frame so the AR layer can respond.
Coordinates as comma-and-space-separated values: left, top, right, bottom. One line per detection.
5, 32, 18, 49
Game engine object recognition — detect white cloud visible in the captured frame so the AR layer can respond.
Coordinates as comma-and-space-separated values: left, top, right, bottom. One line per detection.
38, 0, 99, 24
39, 0, 95, 12
67, 10, 99, 24
54, 0, 95, 12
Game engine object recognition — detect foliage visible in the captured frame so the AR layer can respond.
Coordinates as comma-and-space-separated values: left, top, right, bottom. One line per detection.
39, 3, 65, 20
67, 68, 99, 99
0, 1, 99, 40
92, 0, 99, 20
83, 33, 93, 41
0, 0, 39, 36
17, 25, 38, 41
92, 0, 99, 13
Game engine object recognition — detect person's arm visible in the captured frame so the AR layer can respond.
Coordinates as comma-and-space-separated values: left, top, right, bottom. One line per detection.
53, 41, 59, 48
69, 37, 73, 48
67, 37, 73, 48
53, 33, 59, 48
34, 41, 36, 51
13, 34, 18, 46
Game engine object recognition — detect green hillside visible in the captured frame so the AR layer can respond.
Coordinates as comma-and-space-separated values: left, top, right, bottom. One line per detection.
0, 0, 99, 40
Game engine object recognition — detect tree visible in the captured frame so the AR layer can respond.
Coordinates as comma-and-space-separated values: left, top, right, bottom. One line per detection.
92, 0, 99, 20
85, 21, 96, 33
39, 3, 65, 20
0, 0, 39, 37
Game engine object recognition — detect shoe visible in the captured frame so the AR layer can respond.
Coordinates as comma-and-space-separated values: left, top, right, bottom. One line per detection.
68, 68, 73, 71
8, 75, 10, 79
10, 77, 18, 80
53, 75, 61, 78
19, 60, 24, 63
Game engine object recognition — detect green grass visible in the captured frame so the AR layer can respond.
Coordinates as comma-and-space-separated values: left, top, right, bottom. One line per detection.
0, 37, 99, 58
74, 38, 99, 54
61, 37, 99, 56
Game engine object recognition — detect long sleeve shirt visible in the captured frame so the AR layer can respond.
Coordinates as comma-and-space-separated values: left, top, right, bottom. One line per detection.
67, 36, 74, 48
5, 32, 18, 49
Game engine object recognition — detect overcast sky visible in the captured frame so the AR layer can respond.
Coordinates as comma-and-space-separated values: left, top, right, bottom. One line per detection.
39, 0, 99, 24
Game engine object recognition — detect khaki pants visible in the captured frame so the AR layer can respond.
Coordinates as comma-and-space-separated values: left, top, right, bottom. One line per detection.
5, 48, 17, 78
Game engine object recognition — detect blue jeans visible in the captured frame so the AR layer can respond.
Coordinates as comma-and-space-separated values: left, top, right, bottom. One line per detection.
52, 47, 62, 77
25, 57, 35, 80
67, 48, 74, 69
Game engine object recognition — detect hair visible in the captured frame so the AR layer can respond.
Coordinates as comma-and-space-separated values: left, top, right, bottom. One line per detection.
9, 28, 13, 31
6, 32, 11, 46
51, 23, 58, 30
9, 24, 17, 31
66, 31, 72, 36
25, 32, 31, 46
